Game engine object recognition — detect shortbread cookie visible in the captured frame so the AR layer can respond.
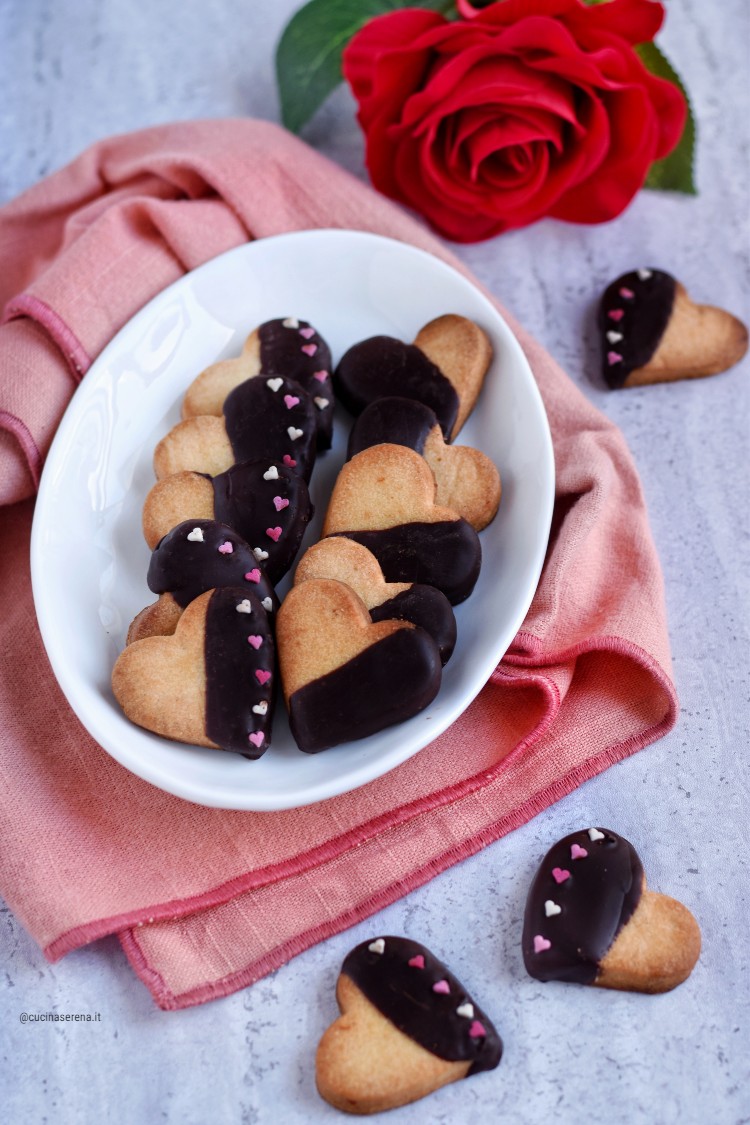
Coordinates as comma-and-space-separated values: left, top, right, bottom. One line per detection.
154, 375, 317, 482
113, 587, 276, 757
316, 936, 502, 1114
347, 397, 501, 531
322, 444, 482, 604
334, 314, 492, 439
522, 827, 701, 993
294, 538, 456, 664
600, 268, 748, 388
183, 317, 334, 449
276, 579, 441, 752
142, 460, 313, 583
126, 521, 278, 644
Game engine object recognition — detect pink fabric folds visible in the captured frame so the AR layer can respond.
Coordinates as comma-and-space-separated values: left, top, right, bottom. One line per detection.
0, 120, 677, 1010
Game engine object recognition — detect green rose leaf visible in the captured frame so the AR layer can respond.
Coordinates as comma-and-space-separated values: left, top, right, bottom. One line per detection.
276, 0, 455, 134
637, 41, 697, 195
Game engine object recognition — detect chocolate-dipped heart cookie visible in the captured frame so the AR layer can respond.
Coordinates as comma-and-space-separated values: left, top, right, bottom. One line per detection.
154, 375, 317, 482
142, 460, 313, 583
276, 578, 442, 753
316, 936, 502, 1114
294, 537, 456, 664
113, 587, 276, 757
347, 397, 501, 531
522, 827, 701, 993
599, 268, 748, 388
334, 314, 492, 439
322, 444, 482, 604
126, 520, 278, 644
183, 317, 334, 449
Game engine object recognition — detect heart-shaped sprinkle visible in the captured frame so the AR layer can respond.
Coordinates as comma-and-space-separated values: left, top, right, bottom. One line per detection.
301, 343, 317, 357
284, 394, 300, 409
255, 669, 271, 686
248, 731, 264, 748
273, 496, 289, 511
368, 939, 385, 955
552, 867, 571, 884
408, 955, 425, 969
456, 1002, 474, 1019
253, 548, 269, 561
534, 935, 551, 954
299, 326, 316, 339
571, 844, 588, 860
468, 1020, 486, 1039
312, 370, 328, 383
282, 317, 299, 329
266, 377, 283, 392
619, 286, 635, 299
637, 268, 653, 281
432, 980, 450, 995
244, 569, 261, 584
236, 599, 253, 614
247, 635, 263, 650
261, 597, 273, 612
588, 827, 605, 841
314, 397, 329, 411
608, 309, 625, 322
606, 330, 623, 344
287, 426, 303, 441
282, 454, 297, 467
186, 527, 204, 542
252, 701, 268, 716
607, 351, 623, 365
544, 900, 562, 917
263, 465, 279, 481
266, 526, 282, 542
217, 541, 233, 555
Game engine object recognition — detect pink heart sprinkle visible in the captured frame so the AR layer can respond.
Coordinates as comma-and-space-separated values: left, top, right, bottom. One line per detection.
283, 394, 300, 409
244, 569, 261, 584
607, 351, 623, 365
299, 326, 316, 339
432, 980, 450, 995
608, 308, 625, 322
312, 370, 328, 382
282, 455, 297, 467
571, 844, 588, 860
248, 731, 264, 748
255, 669, 271, 686
534, 934, 552, 953
266, 526, 282, 542
273, 496, 290, 512
247, 635, 263, 650
619, 286, 635, 299
301, 343, 317, 357
468, 1020, 486, 1039
217, 541, 233, 555
408, 955, 425, 969
552, 867, 571, 884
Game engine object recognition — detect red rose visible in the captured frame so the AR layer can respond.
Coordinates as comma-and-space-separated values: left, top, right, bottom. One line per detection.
342, 0, 686, 241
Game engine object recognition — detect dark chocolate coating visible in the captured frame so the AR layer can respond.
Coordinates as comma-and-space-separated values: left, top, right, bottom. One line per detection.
258, 319, 334, 450
347, 396, 438, 461
334, 336, 459, 439
599, 269, 677, 388
370, 585, 456, 665
147, 520, 278, 614
341, 937, 502, 1075
223, 375, 317, 482
210, 460, 313, 585
288, 627, 441, 753
203, 587, 276, 757
522, 828, 644, 985
333, 521, 482, 605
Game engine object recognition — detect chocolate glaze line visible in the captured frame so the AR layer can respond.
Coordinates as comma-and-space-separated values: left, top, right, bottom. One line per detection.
347, 396, 438, 461
599, 269, 676, 388
223, 374, 317, 482
341, 937, 502, 1074
370, 585, 456, 665
258, 318, 334, 450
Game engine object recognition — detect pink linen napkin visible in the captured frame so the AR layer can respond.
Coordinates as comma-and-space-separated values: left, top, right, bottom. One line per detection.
0, 120, 677, 1009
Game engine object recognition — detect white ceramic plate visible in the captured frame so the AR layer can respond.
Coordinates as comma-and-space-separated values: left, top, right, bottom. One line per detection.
31, 230, 554, 811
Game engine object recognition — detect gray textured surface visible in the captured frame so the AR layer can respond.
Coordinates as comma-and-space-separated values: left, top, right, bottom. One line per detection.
1, 2, 749, 1123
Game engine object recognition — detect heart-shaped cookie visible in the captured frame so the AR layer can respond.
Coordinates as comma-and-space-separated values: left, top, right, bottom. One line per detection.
294, 538, 456, 664
347, 396, 501, 531
334, 314, 492, 439
522, 827, 701, 992
182, 317, 334, 449
142, 460, 313, 583
113, 587, 276, 757
316, 936, 502, 1114
599, 268, 748, 388
154, 375, 317, 482
322, 444, 482, 604
276, 578, 441, 752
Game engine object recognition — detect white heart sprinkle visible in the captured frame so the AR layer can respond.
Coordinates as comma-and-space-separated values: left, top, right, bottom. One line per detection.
262, 597, 273, 611
606, 331, 623, 344
544, 900, 562, 917
313, 397, 329, 411
637, 268, 652, 281
287, 426, 303, 441
282, 317, 299, 329
368, 939, 385, 955
236, 599, 253, 614
253, 547, 269, 561
186, 528, 204, 542
252, 701, 268, 715
263, 465, 279, 481
588, 827, 605, 841
266, 377, 283, 392
456, 1002, 474, 1019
